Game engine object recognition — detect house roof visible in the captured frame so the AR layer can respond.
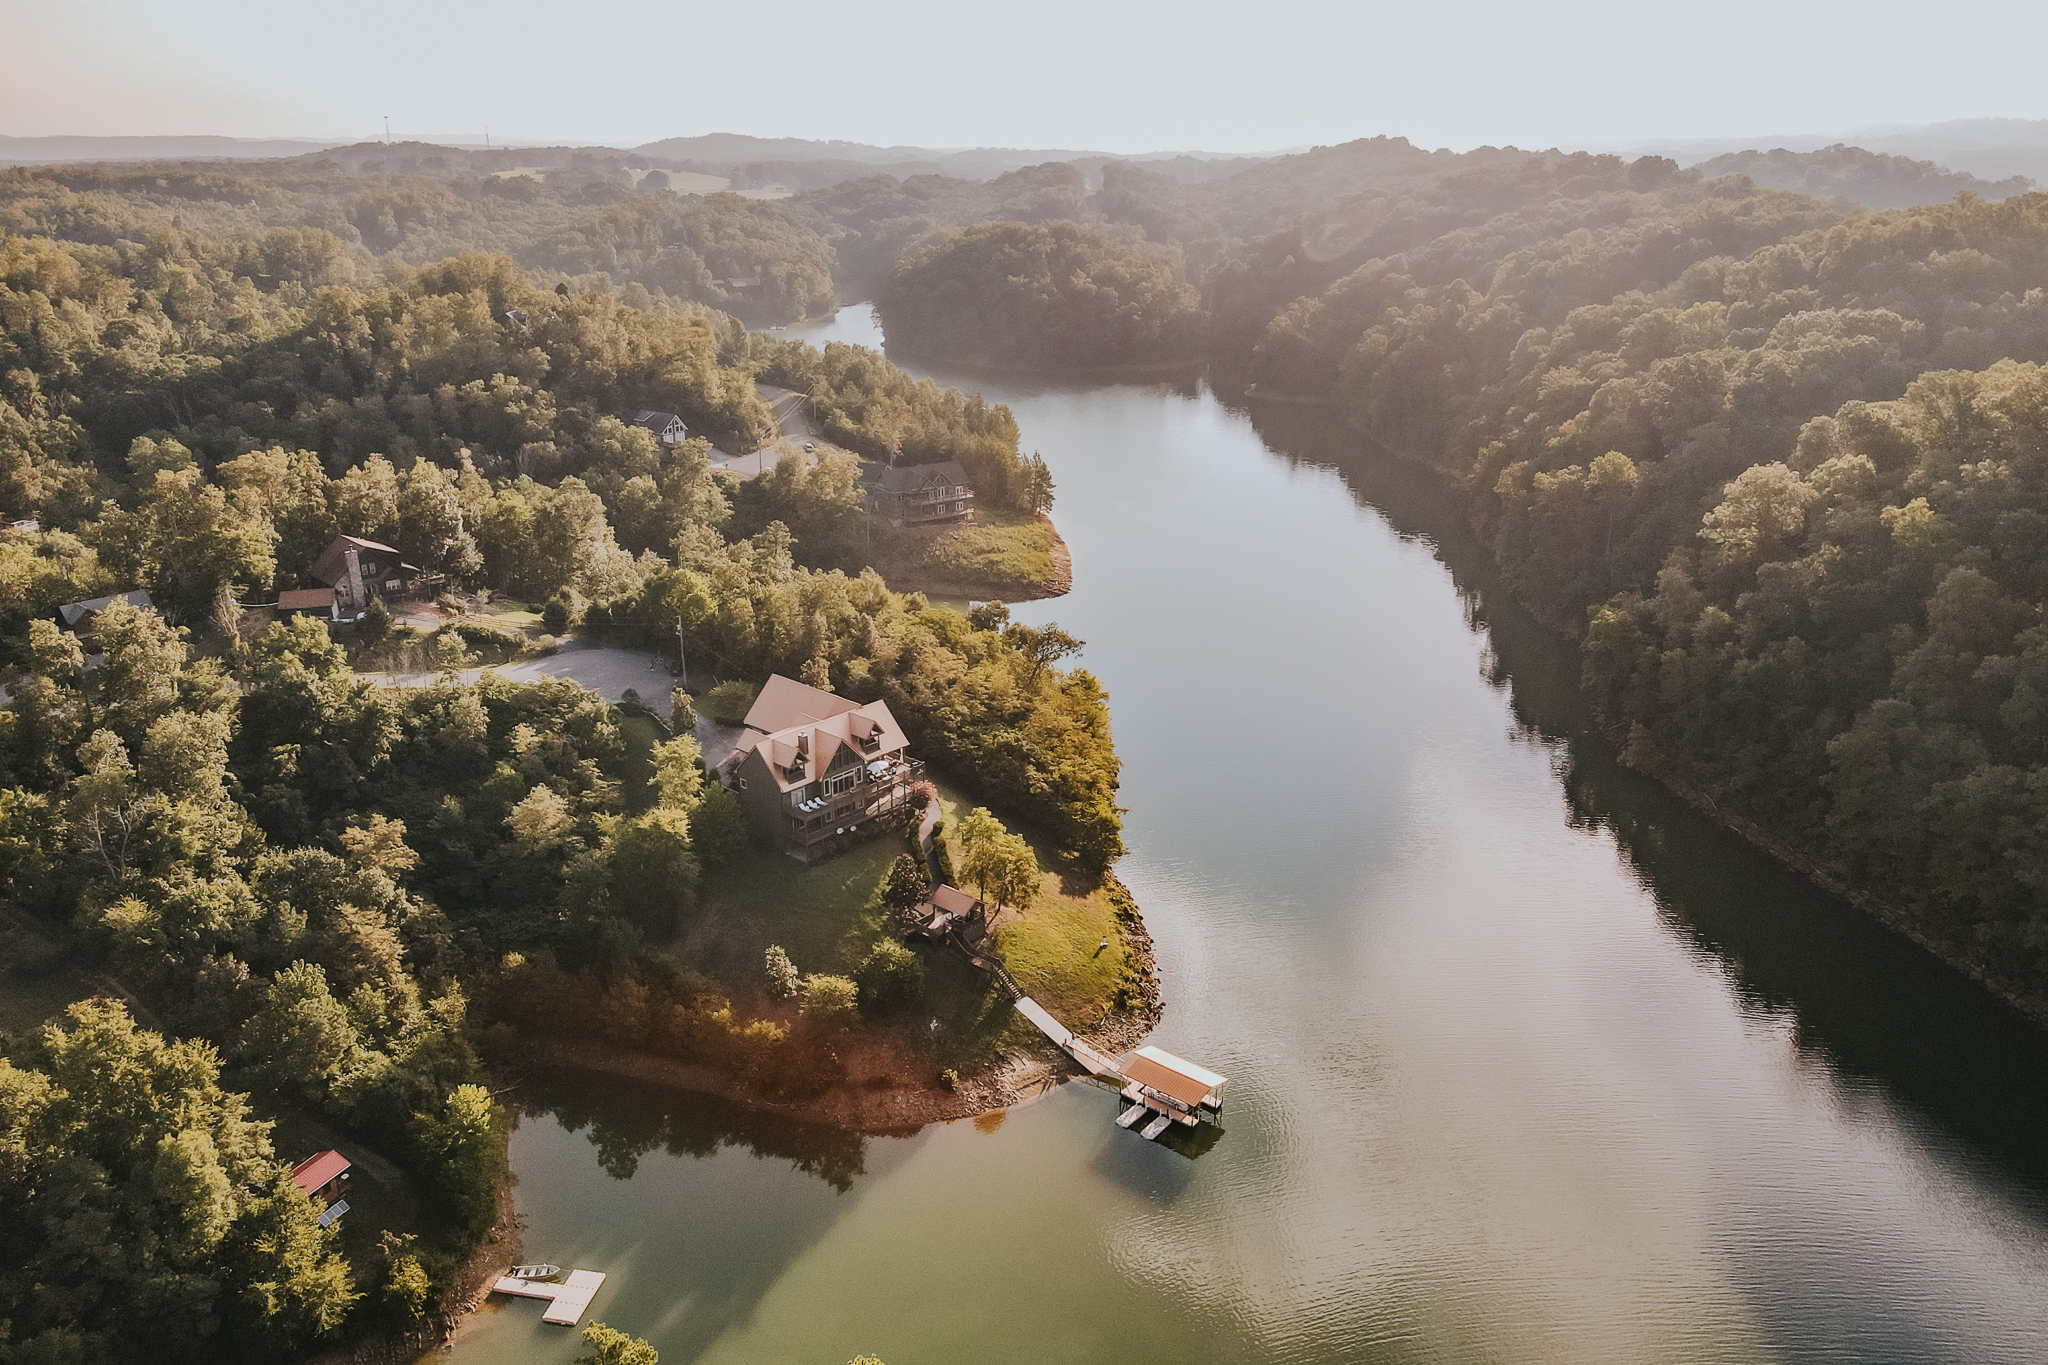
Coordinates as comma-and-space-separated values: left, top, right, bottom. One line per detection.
56, 589, 152, 626
1123, 1045, 1226, 1108
289, 1150, 351, 1196
735, 676, 909, 795
742, 673, 861, 735
929, 884, 981, 917
277, 587, 335, 610
309, 535, 419, 588
869, 461, 970, 494
634, 410, 685, 430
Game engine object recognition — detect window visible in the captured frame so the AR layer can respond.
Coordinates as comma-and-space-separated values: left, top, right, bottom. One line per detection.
737, 776, 748, 791
824, 769, 860, 795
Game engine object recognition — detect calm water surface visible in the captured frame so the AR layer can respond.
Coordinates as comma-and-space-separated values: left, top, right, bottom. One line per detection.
450, 309, 2048, 1365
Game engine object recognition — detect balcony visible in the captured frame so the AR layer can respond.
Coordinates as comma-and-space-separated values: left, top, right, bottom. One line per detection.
786, 759, 925, 845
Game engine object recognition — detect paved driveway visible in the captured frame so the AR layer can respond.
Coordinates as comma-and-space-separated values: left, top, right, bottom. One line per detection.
366, 641, 681, 715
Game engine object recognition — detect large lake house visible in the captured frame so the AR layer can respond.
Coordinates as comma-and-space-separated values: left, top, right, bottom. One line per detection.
866, 461, 974, 526
723, 675, 924, 859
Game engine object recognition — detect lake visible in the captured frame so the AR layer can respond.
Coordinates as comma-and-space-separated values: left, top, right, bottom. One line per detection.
447, 308, 2048, 1365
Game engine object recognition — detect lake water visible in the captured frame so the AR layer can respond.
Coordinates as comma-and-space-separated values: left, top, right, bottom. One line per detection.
449, 309, 2048, 1365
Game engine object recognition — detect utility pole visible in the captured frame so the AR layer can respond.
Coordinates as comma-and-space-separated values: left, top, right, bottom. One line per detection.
383, 115, 391, 145
675, 615, 687, 687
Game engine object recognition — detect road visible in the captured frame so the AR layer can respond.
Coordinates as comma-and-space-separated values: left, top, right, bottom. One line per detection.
707, 382, 838, 477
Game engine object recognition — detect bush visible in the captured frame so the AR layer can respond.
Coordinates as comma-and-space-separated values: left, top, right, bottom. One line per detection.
541, 596, 572, 635
799, 973, 858, 1026
764, 945, 800, 999
670, 687, 697, 730
854, 940, 925, 1015
359, 594, 393, 645
700, 679, 757, 724
882, 853, 927, 913
581, 601, 614, 636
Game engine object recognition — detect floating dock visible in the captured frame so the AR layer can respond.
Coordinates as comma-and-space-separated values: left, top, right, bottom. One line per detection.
489, 1268, 607, 1325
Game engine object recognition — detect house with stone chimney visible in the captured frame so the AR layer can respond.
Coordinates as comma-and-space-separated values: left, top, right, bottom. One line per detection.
308, 535, 436, 616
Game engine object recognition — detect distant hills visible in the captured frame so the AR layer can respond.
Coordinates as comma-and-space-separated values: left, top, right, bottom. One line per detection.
0, 134, 337, 163
1691, 144, 2035, 209
1627, 118, 2048, 187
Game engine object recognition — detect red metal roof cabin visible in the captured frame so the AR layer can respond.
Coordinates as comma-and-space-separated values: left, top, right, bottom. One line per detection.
290, 1150, 351, 1204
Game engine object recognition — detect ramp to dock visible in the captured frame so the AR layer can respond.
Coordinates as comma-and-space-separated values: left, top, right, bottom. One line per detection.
490, 1269, 607, 1325
1014, 997, 1125, 1077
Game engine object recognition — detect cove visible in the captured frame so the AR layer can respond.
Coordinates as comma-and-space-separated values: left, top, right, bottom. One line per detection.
447, 308, 2048, 1365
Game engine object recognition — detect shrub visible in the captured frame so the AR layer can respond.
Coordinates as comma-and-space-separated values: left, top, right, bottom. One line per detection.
689, 782, 748, 870
882, 853, 927, 913
541, 596, 571, 635
854, 940, 925, 1015
670, 687, 697, 730
763, 945, 800, 999
799, 973, 858, 1026
359, 594, 393, 645
700, 679, 757, 724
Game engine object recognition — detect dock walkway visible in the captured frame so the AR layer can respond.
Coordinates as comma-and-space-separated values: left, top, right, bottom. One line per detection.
490, 1269, 607, 1325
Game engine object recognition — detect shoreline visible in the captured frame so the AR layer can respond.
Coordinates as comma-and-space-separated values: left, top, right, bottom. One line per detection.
1344, 422, 2048, 1034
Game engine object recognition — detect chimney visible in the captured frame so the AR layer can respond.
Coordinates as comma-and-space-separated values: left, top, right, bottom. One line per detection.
796, 730, 810, 759
343, 545, 368, 612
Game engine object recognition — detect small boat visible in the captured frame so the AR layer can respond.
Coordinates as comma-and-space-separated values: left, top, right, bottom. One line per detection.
505, 1263, 561, 1280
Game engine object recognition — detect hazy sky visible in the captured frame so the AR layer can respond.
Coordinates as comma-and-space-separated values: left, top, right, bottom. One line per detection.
5, 0, 2046, 153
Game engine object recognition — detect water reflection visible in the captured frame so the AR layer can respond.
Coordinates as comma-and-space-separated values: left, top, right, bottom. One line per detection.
516, 1068, 869, 1191
1241, 398, 2048, 1203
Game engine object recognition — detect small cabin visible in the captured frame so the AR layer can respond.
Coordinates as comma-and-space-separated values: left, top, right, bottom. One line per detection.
289, 1150, 351, 1206
633, 410, 690, 449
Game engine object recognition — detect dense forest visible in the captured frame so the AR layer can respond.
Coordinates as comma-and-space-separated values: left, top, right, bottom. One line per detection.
0, 169, 1120, 1362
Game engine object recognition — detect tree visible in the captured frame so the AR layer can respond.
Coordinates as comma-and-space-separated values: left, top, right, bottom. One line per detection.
578, 1322, 659, 1365
954, 807, 1039, 910
854, 940, 924, 1015
411, 1085, 505, 1239
763, 945, 800, 999
239, 961, 362, 1103
134, 467, 278, 622
881, 853, 928, 914
649, 734, 705, 813
1001, 622, 1084, 684
222, 1170, 359, 1351
608, 809, 699, 933
506, 785, 577, 854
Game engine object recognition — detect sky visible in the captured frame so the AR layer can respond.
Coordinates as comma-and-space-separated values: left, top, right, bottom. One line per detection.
5, 0, 2048, 154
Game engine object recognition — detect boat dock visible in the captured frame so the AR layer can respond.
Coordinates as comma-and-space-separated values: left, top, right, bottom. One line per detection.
1011, 996, 1226, 1141
489, 1268, 607, 1325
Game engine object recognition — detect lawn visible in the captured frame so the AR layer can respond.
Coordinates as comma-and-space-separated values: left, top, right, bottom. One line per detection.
871, 510, 1053, 597
661, 774, 1132, 1073
929, 780, 1130, 1027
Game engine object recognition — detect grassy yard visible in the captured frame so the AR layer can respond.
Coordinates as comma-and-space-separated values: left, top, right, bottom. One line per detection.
871, 510, 1053, 597
930, 781, 1131, 1027
660, 772, 1132, 1073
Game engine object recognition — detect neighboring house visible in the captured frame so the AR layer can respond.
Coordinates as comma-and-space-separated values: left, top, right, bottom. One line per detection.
308, 535, 433, 614
632, 410, 689, 449
289, 1150, 352, 1228
54, 589, 153, 652
865, 461, 974, 526
276, 587, 337, 618
723, 674, 924, 860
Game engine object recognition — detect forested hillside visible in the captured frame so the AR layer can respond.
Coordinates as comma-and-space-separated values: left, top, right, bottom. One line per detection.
1074, 138, 2048, 1007
0, 175, 1121, 1361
